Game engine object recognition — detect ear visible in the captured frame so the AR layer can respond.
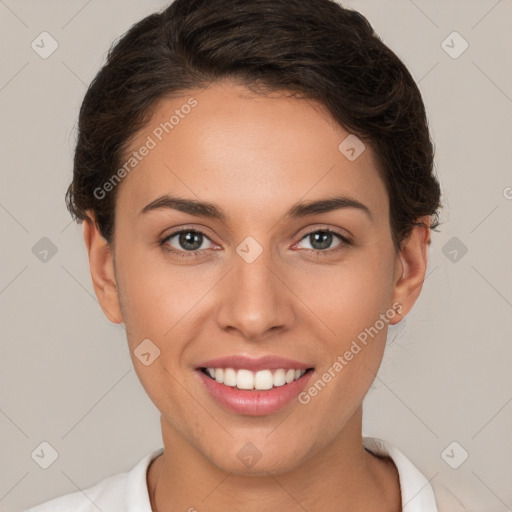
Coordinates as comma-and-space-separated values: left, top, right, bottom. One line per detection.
83, 211, 124, 324
389, 216, 431, 325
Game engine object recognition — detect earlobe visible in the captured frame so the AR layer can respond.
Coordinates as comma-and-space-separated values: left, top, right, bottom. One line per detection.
83, 212, 124, 324
389, 217, 431, 325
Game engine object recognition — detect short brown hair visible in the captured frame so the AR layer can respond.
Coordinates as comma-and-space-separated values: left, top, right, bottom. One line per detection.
66, 0, 442, 251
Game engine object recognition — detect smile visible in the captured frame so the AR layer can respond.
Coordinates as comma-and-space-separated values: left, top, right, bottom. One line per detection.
201, 367, 310, 391
196, 363, 315, 416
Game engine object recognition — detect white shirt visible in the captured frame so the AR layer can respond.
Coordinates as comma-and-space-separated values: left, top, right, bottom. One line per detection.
24, 437, 457, 512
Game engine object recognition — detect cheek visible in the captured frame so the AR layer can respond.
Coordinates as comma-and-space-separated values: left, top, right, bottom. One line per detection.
115, 247, 205, 344
305, 251, 396, 341
301, 250, 395, 397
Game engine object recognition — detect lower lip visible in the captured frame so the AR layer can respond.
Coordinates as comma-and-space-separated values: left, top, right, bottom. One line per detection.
197, 369, 314, 416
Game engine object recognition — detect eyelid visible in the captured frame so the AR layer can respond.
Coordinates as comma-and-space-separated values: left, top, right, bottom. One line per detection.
294, 225, 352, 245
160, 224, 218, 243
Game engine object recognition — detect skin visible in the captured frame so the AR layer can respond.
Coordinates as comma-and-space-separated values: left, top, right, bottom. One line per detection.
83, 79, 431, 511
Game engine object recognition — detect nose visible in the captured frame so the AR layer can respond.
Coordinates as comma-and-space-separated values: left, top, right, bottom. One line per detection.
214, 244, 295, 342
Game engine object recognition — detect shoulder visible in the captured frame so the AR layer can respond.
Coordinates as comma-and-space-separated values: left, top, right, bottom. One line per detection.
23, 448, 164, 512
23, 471, 128, 512
363, 437, 471, 512
363, 436, 438, 511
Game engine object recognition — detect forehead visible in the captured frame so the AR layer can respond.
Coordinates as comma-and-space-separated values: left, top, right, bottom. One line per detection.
115, 80, 388, 222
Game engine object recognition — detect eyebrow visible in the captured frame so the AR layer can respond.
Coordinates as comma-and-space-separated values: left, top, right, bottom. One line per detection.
139, 194, 372, 222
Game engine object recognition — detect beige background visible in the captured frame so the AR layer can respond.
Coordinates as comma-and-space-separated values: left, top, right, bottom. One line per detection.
1, 0, 511, 510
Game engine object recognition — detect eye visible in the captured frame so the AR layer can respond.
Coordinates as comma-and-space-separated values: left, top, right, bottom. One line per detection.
160, 228, 216, 257
295, 228, 351, 254
159, 226, 351, 259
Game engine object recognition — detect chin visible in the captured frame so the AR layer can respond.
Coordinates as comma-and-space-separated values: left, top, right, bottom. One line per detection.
204, 434, 315, 476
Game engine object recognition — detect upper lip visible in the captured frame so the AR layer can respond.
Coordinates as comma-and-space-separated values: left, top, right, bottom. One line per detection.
196, 355, 313, 372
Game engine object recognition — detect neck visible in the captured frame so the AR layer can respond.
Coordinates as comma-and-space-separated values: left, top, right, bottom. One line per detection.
147, 407, 401, 512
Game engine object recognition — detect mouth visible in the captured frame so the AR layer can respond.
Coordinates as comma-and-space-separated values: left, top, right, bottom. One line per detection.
195, 359, 315, 416
199, 366, 314, 391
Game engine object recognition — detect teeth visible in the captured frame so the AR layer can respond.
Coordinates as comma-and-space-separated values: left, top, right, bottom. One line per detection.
272, 369, 286, 387
204, 367, 307, 390
254, 369, 273, 390
224, 368, 237, 387
237, 369, 254, 390
214, 368, 224, 383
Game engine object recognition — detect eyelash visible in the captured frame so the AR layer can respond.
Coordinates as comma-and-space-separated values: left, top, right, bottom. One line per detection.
159, 227, 352, 259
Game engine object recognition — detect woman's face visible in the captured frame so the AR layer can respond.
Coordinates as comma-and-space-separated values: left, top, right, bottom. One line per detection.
87, 80, 427, 475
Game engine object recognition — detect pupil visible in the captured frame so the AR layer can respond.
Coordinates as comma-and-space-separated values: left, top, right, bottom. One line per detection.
311, 231, 331, 250
180, 231, 202, 251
